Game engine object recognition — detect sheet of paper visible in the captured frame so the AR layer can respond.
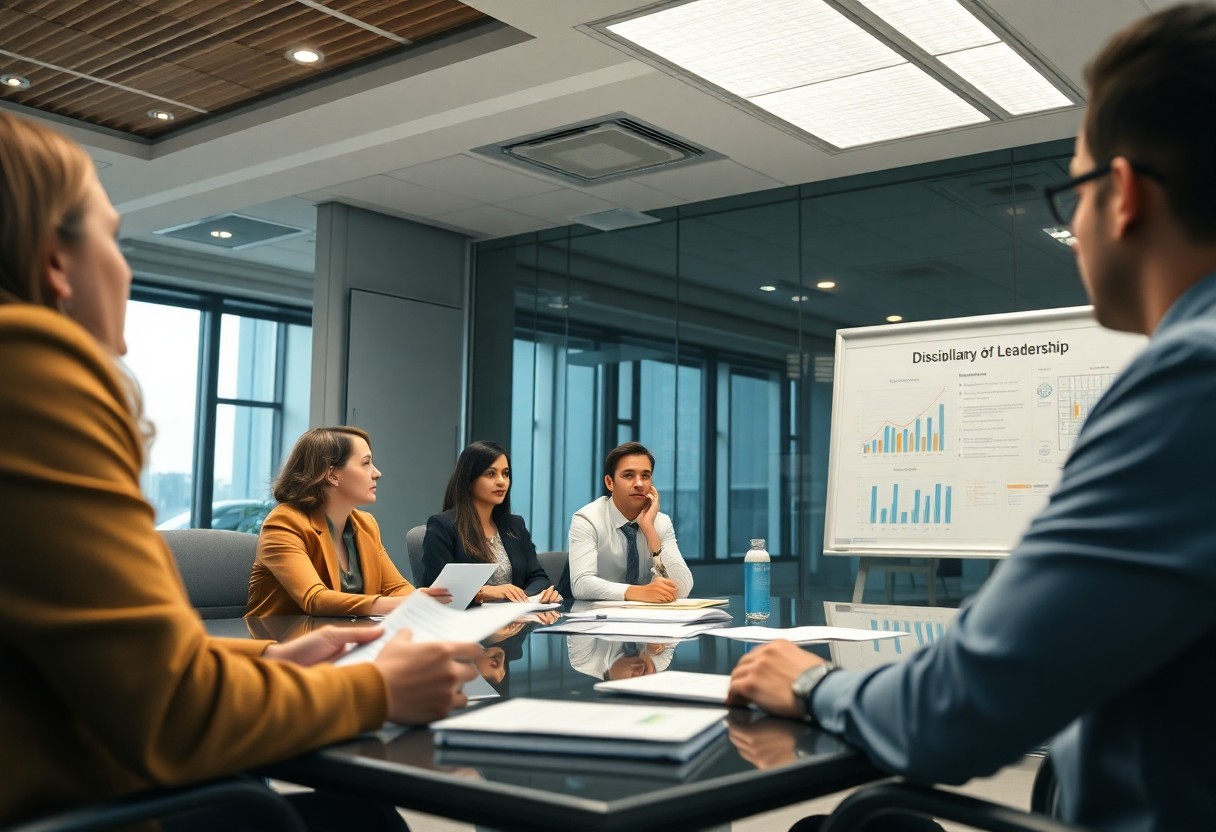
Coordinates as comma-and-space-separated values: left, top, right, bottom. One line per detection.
538, 621, 724, 640
432, 698, 727, 744
591, 598, 729, 610
334, 591, 543, 666
705, 625, 908, 643
595, 671, 731, 704
430, 562, 499, 610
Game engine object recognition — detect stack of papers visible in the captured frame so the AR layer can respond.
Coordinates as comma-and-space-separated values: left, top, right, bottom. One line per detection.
595, 671, 732, 704
435, 733, 730, 781
432, 698, 728, 761
537, 620, 725, 641
705, 625, 908, 643
565, 607, 732, 624
592, 598, 729, 610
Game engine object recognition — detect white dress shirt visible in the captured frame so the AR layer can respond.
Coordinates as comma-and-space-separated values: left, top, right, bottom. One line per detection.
567, 495, 694, 601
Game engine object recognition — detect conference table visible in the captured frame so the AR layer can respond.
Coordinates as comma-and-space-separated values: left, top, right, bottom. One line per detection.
205, 598, 886, 832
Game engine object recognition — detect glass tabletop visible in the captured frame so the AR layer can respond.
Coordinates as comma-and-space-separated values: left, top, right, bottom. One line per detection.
207, 597, 882, 832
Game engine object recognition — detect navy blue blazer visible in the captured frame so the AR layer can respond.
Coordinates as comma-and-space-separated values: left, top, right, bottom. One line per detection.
421, 510, 550, 595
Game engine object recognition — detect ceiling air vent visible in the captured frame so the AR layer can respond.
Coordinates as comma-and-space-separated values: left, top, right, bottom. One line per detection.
474, 115, 719, 185
154, 213, 309, 250
571, 207, 660, 231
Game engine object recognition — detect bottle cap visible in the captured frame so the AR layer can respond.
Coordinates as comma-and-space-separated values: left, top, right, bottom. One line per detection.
749, 539, 765, 548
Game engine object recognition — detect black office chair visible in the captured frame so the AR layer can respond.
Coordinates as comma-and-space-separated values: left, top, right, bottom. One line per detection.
160, 529, 258, 619
536, 550, 568, 587
820, 781, 1087, 832
404, 524, 427, 584
1, 777, 304, 832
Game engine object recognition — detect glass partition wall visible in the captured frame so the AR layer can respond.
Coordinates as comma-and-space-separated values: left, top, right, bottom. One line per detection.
477, 139, 1084, 593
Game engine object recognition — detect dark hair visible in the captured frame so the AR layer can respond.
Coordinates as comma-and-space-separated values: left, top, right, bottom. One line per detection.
442, 440, 512, 563
603, 441, 655, 484
1084, 2, 1216, 243
273, 427, 372, 511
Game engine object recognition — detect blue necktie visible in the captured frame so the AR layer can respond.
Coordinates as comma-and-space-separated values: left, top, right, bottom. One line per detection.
622, 521, 642, 585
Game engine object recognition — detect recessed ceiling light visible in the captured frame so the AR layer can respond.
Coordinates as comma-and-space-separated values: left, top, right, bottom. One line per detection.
816, 280, 836, 289
209, 230, 233, 239
1043, 226, 1076, 247
148, 109, 174, 122
286, 48, 324, 65
1, 74, 30, 90
759, 285, 777, 292
886, 314, 904, 323
792, 295, 810, 302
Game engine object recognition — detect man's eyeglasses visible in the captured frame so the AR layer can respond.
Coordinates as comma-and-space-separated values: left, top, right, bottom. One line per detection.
1043, 161, 1166, 227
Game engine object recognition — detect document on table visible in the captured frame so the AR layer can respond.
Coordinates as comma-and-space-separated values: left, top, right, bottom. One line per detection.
565, 607, 732, 624
535, 620, 725, 640
432, 698, 729, 761
334, 590, 543, 666
591, 598, 729, 610
705, 625, 908, 643
595, 671, 732, 704
429, 562, 498, 609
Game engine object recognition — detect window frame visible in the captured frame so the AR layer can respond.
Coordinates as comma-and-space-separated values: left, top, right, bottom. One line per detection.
130, 282, 310, 529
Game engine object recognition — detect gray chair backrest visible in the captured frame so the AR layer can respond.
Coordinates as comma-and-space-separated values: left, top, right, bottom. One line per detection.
405, 524, 427, 584
161, 529, 258, 619
537, 550, 568, 587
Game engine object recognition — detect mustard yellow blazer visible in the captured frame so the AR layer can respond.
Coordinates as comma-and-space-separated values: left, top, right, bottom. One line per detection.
246, 503, 415, 616
0, 306, 386, 824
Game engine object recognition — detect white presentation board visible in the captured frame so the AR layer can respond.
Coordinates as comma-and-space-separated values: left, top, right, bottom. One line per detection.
824, 306, 1146, 558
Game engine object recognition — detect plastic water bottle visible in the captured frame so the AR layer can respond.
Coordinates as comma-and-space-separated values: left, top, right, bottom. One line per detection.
744, 539, 771, 622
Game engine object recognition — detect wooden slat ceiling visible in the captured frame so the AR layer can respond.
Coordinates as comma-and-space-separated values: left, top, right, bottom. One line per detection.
0, 0, 488, 138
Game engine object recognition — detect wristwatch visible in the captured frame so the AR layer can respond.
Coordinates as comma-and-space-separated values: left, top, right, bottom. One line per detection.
791, 661, 838, 723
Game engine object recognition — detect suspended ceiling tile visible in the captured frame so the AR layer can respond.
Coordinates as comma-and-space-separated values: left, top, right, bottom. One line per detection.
432, 204, 554, 237
386, 153, 561, 202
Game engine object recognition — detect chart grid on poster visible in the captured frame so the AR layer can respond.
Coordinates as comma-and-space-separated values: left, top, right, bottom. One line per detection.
825, 307, 1147, 559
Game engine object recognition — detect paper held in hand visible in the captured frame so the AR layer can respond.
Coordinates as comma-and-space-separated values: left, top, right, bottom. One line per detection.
334, 590, 544, 666
428, 562, 498, 609
432, 698, 728, 761
705, 625, 908, 644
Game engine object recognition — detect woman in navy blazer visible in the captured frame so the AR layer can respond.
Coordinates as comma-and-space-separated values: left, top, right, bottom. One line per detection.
422, 441, 562, 604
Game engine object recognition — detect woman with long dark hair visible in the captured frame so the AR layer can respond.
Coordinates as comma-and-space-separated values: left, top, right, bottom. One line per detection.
422, 440, 561, 604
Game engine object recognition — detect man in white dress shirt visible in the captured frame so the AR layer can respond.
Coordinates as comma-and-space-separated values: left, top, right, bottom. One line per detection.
564, 442, 694, 601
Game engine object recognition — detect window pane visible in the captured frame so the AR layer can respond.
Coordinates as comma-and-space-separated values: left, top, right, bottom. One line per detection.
123, 300, 200, 526
280, 322, 312, 462
218, 314, 278, 401
727, 370, 782, 556
213, 404, 276, 532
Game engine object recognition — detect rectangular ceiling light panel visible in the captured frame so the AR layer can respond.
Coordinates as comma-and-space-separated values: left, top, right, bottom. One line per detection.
752, 63, 988, 148
857, 0, 997, 54
939, 42, 1072, 115
859, 0, 1071, 115
608, 0, 905, 98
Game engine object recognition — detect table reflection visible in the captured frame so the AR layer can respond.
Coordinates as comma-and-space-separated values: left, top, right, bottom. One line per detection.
567, 637, 677, 680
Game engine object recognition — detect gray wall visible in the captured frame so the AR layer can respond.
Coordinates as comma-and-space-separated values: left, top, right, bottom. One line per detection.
311, 202, 471, 578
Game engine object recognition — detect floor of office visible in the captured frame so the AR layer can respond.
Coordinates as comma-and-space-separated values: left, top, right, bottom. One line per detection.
273, 753, 1040, 832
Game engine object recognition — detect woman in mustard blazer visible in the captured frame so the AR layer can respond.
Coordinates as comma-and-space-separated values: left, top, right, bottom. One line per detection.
246, 427, 450, 616
0, 111, 474, 828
